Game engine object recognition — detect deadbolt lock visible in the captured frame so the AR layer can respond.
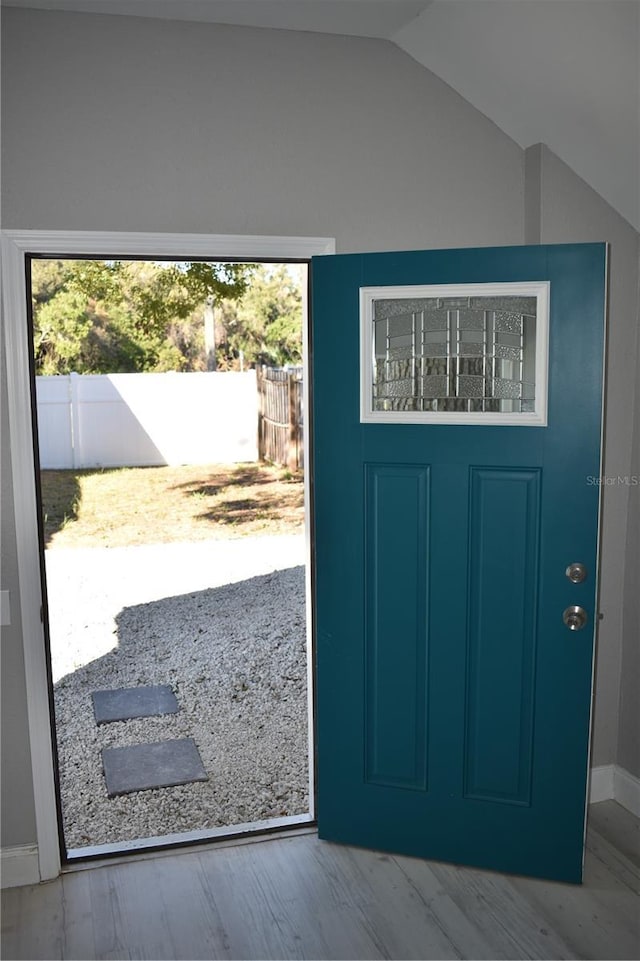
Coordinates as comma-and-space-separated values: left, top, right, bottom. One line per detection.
566, 562, 587, 584
563, 606, 588, 631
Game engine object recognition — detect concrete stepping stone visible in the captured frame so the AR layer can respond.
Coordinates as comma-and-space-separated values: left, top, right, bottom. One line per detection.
92, 684, 179, 724
101, 738, 208, 797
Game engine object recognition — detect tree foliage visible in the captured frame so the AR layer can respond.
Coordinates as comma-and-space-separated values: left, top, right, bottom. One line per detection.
216, 265, 303, 370
31, 260, 256, 375
30, 259, 303, 375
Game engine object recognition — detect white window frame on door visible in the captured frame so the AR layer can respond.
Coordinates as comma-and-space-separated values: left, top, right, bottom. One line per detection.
1, 229, 335, 881
360, 281, 550, 426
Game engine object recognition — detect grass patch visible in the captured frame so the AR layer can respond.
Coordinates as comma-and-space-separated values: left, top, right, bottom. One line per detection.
41, 463, 304, 549
40, 472, 82, 543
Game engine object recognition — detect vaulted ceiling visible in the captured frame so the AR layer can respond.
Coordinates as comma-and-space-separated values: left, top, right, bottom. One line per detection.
3, 0, 639, 230
1, 0, 431, 37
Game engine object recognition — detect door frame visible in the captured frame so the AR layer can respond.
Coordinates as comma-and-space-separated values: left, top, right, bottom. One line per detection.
1, 229, 335, 881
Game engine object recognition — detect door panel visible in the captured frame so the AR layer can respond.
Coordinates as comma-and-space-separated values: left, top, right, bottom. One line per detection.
364, 463, 430, 791
312, 243, 606, 883
465, 467, 540, 806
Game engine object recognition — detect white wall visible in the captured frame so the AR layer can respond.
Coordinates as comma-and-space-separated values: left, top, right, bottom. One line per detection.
2, 6, 637, 857
36, 372, 258, 469
525, 143, 640, 774
395, 0, 640, 232
0, 9, 524, 250
619, 275, 640, 779
0, 7, 525, 854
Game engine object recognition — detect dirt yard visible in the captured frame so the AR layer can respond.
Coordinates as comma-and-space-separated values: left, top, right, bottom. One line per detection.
40, 462, 305, 548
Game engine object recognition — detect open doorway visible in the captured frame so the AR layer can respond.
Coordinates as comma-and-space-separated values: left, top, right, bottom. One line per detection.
28, 254, 314, 860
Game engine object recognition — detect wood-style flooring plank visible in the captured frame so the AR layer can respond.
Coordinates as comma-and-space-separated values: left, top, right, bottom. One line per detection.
274, 835, 462, 959
2, 801, 638, 961
57, 868, 98, 961
194, 838, 335, 960
397, 854, 575, 960
588, 800, 640, 870
586, 823, 640, 895
84, 865, 134, 961
196, 835, 386, 960
510, 816, 640, 961
150, 850, 234, 960
330, 844, 496, 960
100, 857, 194, 961
1, 877, 66, 960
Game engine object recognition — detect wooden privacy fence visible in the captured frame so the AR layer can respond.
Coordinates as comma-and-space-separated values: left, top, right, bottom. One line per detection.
257, 366, 304, 471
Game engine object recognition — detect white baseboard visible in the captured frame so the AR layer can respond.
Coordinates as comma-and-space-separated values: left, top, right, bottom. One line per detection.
613, 766, 640, 817
590, 764, 640, 816
590, 764, 615, 803
1, 844, 40, 888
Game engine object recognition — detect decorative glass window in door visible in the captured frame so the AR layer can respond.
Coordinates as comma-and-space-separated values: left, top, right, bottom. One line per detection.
360, 283, 549, 425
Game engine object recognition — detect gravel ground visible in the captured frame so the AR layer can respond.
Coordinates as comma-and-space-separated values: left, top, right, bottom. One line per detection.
46, 535, 309, 850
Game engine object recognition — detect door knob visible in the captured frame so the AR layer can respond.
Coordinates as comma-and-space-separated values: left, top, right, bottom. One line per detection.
566, 563, 587, 583
563, 606, 588, 631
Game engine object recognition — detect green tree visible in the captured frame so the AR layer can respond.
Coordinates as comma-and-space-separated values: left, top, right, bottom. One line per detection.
217, 265, 303, 369
32, 261, 133, 374
30, 259, 255, 374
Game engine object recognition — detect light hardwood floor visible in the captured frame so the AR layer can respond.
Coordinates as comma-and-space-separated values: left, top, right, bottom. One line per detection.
2, 801, 638, 960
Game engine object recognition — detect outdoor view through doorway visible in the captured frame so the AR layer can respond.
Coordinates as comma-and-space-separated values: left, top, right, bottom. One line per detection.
29, 256, 312, 859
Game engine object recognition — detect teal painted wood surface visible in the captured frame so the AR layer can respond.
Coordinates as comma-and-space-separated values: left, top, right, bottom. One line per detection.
312, 243, 606, 883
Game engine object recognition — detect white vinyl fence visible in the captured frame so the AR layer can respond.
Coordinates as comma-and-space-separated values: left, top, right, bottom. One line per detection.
36, 371, 258, 469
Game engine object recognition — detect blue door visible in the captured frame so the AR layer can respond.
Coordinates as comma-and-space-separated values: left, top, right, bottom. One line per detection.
312, 243, 606, 883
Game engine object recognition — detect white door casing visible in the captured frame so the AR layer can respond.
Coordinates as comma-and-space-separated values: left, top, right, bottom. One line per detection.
1, 230, 335, 880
